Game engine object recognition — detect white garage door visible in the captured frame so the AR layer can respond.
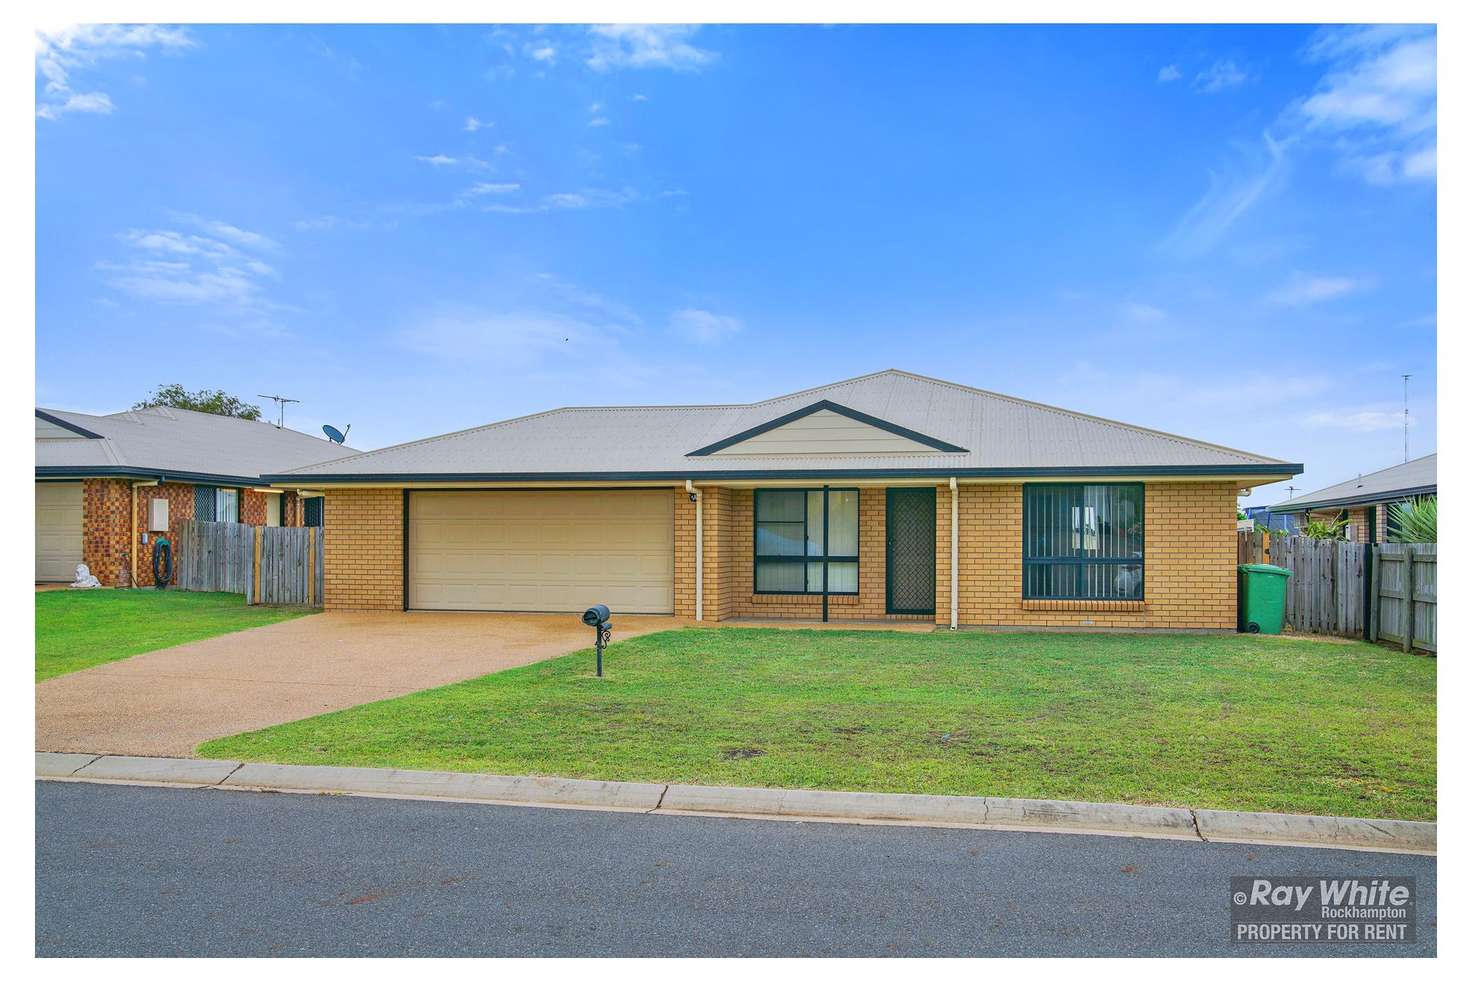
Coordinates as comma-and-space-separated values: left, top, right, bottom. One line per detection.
409, 491, 674, 613
36, 482, 83, 582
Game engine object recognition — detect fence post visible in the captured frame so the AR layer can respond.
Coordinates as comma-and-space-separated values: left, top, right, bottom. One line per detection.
1402, 557, 1414, 653
306, 526, 317, 608
1361, 543, 1373, 640
250, 526, 262, 605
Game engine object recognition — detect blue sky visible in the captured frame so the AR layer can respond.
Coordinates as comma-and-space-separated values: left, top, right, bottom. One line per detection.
35, 24, 1436, 504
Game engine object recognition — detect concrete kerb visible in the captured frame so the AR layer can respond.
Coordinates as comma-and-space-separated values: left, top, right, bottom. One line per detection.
35, 753, 1435, 855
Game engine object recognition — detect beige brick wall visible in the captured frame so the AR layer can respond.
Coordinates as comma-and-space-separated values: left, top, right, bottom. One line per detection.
323, 487, 402, 611
319, 481, 1235, 629
695, 487, 928, 622
935, 482, 1237, 630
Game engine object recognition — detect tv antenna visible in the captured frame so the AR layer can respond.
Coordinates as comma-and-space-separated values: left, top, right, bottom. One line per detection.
1401, 373, 1411, 462
257, 393, 300, 429
322, 423, 351, 445
1285, 484, 1299, 499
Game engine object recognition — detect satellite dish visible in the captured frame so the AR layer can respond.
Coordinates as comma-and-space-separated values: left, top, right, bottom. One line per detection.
323, 424, 350, 445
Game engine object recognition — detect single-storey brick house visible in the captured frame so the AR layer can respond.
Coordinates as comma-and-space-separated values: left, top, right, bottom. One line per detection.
36, 406, 357, 586
267, 371, 1301, 630
1269, 453, 1436, 544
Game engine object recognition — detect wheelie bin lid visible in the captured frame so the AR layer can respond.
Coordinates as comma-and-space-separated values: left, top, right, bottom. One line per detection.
1237, 563, 1291, 576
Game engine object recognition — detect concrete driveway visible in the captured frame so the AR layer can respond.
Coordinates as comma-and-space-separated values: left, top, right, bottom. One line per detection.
36, 611, 684, 758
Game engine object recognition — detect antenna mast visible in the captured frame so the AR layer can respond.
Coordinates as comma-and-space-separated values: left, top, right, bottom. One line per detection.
1401, 374, 1411, 462
257, 393, 301, 430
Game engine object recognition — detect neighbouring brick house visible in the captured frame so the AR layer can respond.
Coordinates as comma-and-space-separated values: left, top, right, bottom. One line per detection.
36, 406, 357, 586
1269, 454, 1436, 544
267, 370, 1301, 631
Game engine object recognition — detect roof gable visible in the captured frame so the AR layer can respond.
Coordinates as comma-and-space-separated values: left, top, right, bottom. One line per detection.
687, 400, 968, 457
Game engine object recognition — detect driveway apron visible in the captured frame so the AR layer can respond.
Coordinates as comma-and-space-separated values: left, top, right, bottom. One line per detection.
36, 611, 682, 757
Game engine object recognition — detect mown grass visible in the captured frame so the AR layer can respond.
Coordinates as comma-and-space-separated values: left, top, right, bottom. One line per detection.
199, 628, 1436, 820
36, 589, 312, 682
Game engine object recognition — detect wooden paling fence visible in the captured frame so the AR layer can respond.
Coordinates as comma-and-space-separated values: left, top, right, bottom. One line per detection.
1234, 531, 1435, 652
176, 520, 255, 594
1371, 543, 1436, 653
174, 519, 323, 607
1270, 535, 1368, 640
1237, 529, 1271, 565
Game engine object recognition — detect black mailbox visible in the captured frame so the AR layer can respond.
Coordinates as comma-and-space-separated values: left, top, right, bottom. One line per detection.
582, 605, 612, 676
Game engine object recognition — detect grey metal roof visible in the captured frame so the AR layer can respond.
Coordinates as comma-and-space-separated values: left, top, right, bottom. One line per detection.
36, 406, 358, 483
274, 370, 1297, 482
1271, 453, 1437, 513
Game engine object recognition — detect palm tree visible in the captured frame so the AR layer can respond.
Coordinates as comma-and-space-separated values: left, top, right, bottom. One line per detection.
1387, 496, 1436, 543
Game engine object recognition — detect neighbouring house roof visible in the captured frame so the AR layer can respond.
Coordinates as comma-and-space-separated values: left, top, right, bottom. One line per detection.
1270, 453, 1437, 514
35, 406, 359, 485
270, 370, 1300, 483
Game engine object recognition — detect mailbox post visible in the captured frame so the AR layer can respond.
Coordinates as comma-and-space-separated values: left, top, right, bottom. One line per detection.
582, 604, 612, 677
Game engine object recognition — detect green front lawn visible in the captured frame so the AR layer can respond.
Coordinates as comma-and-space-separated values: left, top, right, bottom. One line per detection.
199, 628, 1437, 821
36, 589, 313, 682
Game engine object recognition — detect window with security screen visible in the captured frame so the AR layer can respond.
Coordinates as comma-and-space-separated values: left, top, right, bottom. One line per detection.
1023, 484, 1144, 600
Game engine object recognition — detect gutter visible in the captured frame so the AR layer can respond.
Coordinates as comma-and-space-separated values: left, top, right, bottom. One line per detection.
36, 466, 274, 487
1270, 485, 1437, 514
262, 463, 1304, 485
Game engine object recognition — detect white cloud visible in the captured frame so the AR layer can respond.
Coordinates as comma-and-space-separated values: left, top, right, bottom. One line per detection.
588, 116, 610, 128
1157, 64, 1182, 83
586, 25, 716, 72
464, 116, 490, 132
462, 182, 520, 197
527, 43, 557, 64
1291, 25, 1435, 185
35, 24, 194, 120
415, 154, 458, 166
192, 217, 278, 252
35, 90, 114, 119
1267, 272, 1368, 306
1194, 60, 1248, 93
670, 308, 742, 343
631, 93, 649, 102
104, 218, 283, 314
1305, 408, 1413, 432
1161, 131, 1288, 257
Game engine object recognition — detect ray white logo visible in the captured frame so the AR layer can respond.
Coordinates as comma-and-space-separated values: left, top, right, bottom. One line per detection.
1230, 876, 1416, 944
1239, 878, 1411, 911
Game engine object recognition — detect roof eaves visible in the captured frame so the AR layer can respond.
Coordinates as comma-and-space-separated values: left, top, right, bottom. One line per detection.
262, 462, 1303, 484
1270, 484, 1437, 513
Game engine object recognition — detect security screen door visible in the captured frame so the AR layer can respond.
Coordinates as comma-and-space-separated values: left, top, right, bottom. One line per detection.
886, 488, 936, 614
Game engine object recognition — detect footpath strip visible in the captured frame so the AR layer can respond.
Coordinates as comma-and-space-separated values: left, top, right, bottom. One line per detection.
36, 752, 1435, 855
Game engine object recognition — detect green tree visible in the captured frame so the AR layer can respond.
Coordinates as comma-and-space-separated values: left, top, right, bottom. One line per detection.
134, 384, 263, 420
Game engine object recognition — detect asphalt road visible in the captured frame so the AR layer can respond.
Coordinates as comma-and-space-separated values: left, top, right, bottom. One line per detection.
36, 781, 1436, 957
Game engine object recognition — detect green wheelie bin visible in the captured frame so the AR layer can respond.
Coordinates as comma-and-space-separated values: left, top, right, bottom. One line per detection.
1237, 563, 1291, 634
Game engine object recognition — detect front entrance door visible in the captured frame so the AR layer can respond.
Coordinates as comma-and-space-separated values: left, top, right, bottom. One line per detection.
886, 488, 936, 615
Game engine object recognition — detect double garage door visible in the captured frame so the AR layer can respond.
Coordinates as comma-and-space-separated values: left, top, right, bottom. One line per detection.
408, 491, 674, 614
36, 482, 83, 582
